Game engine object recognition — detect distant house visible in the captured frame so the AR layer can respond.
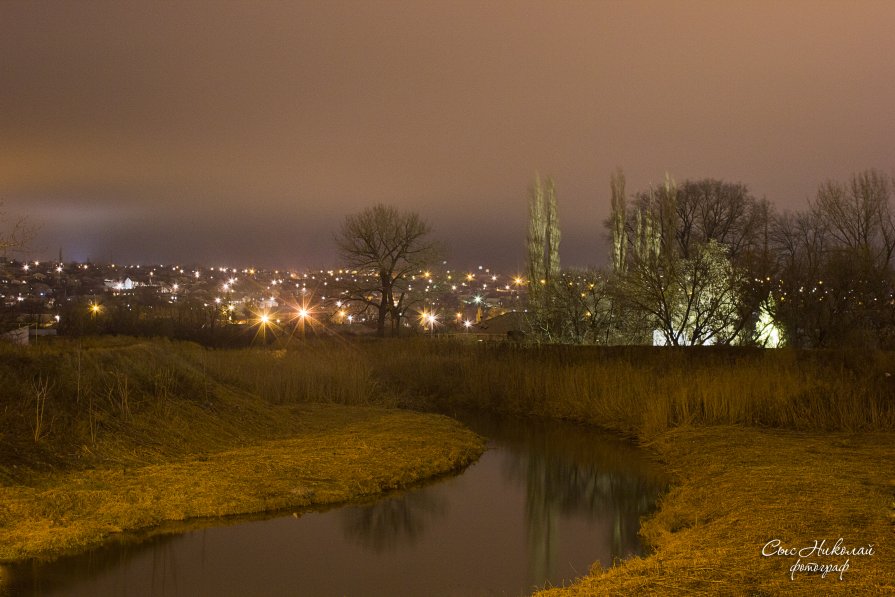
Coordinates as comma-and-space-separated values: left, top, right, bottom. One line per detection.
258, 297, 279, 309
104, 277, 135, 291
465, 311, 528, 340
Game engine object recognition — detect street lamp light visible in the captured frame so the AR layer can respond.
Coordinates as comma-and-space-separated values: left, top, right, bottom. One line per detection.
425, 313, 437, 336
297, 307, 310, 338
253, 312, 276, 344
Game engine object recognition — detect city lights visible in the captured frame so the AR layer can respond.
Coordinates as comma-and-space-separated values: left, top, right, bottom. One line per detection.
8, 258, 525, 343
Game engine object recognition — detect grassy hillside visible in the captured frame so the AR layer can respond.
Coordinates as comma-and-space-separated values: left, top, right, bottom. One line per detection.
0, 337, 483, 561
0, 339, 330, 482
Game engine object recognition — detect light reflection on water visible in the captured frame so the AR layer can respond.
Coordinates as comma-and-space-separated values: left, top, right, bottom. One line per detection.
5, 415, 665, 597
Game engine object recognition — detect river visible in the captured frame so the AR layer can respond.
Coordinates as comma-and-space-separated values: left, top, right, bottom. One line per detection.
5, 414, 665, 596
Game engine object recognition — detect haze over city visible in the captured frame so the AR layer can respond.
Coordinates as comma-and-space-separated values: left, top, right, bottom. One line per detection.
3, 3, 895, 595
3, 1, 895, 268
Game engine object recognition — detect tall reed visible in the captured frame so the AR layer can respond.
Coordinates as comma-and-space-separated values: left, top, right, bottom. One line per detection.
199, 343, 373, 405
1, 337, 890, 479
361, 341, 895, 438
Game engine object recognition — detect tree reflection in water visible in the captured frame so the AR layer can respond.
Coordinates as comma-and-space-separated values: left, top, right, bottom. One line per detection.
340, 490, 448, 552
462, 413, 666, 585
4, 530, 190, 596
337, 412, 666, 586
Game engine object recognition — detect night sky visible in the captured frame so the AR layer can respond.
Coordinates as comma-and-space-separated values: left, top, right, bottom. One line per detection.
3, 1, 894, 270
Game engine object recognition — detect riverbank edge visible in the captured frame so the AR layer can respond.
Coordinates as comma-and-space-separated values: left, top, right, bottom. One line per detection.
0, 405, 485, 563
537, 425, 895, 596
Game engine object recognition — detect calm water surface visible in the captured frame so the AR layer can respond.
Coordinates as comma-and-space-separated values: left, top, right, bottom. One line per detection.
5, 414, 665, 596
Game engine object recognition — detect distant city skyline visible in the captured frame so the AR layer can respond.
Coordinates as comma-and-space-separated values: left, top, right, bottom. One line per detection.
3, 1, 895, 269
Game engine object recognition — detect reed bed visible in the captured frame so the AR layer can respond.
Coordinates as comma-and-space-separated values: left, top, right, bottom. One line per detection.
362, 341, 895, 438
199, 343, 374, 406
5, 337, 887, 468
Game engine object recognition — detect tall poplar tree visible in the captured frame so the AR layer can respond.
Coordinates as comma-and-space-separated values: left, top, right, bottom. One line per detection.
526, 174, 563, 340
545, 177, 561, 284
527, 175, 547, 307
609, 169, 627, 273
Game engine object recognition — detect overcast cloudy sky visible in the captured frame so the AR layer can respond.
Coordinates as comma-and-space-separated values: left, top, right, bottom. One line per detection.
2, 1, 894, 270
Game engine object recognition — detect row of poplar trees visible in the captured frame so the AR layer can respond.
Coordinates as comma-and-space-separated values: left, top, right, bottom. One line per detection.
525, 168, 895, 348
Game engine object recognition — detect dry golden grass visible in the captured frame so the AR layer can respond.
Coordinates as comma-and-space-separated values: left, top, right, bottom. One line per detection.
0, 405, 483, 561
3, 335, 893, 596
366, 341, 895, 437
200, 343, 375, 406
0, 339, 377, 482
538, 426, 895, 596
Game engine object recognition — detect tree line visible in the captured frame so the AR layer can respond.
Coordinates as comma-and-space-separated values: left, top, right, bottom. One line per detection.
527, 168, 895, 348
5, 172, 891, 348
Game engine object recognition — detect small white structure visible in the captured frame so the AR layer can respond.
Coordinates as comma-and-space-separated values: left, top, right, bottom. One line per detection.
104, 277, 135, 291
1, 327, 29, 346
259, 297, 279, 309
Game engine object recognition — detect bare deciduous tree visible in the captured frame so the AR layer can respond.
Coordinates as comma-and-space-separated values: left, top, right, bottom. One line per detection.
771, 170, 895, 347
335, 204, 440, 337
616, 239, 746, 345
0, 200, 35, 257
608, 177, 770, 345
812, 169, 895, 269
630, 178, 768, 262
